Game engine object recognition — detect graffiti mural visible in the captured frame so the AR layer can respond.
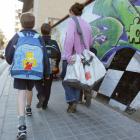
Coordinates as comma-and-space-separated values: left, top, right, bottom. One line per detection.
52, 0, 140, 113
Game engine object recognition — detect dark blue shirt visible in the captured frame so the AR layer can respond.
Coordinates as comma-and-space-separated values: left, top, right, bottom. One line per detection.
5, 29, 50, 78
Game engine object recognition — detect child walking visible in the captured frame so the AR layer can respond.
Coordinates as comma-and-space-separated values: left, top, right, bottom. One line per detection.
35, 23, 61, 109
5, 13, 50, 139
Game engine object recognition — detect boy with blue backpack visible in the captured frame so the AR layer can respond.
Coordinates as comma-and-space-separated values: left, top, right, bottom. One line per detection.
5, 13, 50, 139
35, 23, 61, 109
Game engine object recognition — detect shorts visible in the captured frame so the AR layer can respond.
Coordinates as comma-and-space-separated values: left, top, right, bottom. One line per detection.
14, 78, 35, 91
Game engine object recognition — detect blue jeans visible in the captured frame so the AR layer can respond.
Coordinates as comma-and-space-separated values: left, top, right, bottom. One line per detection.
61, 60, 80, 104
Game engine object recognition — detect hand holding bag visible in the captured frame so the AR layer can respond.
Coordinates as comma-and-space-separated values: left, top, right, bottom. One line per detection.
63, 16, 106, 91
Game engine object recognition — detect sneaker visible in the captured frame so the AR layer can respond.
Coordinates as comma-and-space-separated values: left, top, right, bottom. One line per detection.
67, 101, 77, 113
78, 101, 82, 104
36, 96, 45, 108
25, 108, 32, 116
17, 125, 27, 139
72, 109, 77, 113
85, 94, 92, 107
42, 106, 47, 110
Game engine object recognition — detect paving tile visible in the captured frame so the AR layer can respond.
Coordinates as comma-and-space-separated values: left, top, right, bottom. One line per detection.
120, 138, 131, 140
84, 122, 95, 128
65, 136, 77, 140
129, 136, 140, 140
79, 128, 90, 134
88, 126, 98, 132
98, 136, 110, 140
60, 126, 70, 132
41, 130, 55, 140
33, 132, 45, 140
53, 131, 65, 139
96, 125, 107, 131
107, 134, 119, 140
93, 131, 105, 138
62, 131, 73, 137
75, 134, 88, 140
100, 129, 112, 136
57, 138, 66, 140
114, 132, 127, 139
71, 130, 82, 136
1, 134, 12, 140
58, 122, 67, 128
84, 133, 96, 139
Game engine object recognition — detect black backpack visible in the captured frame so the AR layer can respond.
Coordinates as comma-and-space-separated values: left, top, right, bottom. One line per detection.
45, 40, 60, 74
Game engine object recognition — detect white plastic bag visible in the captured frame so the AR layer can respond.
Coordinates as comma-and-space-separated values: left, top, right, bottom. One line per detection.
63, 49, 106, 91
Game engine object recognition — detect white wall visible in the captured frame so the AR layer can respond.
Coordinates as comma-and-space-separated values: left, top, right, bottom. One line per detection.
34, 0, 86, 30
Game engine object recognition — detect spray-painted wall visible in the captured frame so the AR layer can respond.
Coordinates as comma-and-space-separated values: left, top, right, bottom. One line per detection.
52, 0, 140, 114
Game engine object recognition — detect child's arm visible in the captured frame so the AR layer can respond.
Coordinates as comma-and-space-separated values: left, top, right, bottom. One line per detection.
5, 34, 19, 65
39, 36, 50, 78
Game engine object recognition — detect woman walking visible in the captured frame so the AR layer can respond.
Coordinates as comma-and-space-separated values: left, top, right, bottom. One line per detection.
61, 3, 93, 113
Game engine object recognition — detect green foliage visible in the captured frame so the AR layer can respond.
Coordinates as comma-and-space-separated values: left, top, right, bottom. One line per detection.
0, 29, 6, 47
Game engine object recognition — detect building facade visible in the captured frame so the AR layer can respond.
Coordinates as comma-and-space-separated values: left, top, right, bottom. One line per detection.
15, 3, 22, 33
32, 0, 86, 31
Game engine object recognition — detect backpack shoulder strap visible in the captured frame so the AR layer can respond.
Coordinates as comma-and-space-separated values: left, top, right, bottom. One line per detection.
72, 16, 86, 48
17, 32, 25, 37
33, 33, 40, 39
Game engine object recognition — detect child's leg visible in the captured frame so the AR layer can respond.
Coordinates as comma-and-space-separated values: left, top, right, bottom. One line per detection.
43, 74, 53, 108
15, 79, 34, 139
17, 90, 27, 138
35, 79, 45, 98
18, 90, 26, 117
26, 89, 33, 108
25, 89, 33, 116
35, 80, 46, 108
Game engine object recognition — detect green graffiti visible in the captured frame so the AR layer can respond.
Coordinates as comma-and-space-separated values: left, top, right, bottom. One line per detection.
93, 0, 119, 19
93, 41, 113, 59
112, 0, 139, 31
52, 0, 140, 60
91, 17, 123, 46
127, 17, 140, 44
136, 6, 140, 14
91, 26, 100, 37
90, 17, 123, 59
91, 0, 140, 59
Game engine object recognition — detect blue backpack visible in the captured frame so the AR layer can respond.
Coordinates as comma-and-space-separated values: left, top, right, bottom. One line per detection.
11, 32, 43, 80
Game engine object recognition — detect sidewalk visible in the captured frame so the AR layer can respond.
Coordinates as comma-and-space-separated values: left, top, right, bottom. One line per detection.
0, 67, 140, 140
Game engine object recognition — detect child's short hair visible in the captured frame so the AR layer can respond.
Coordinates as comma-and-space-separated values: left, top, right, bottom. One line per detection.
41, 23, 52, 35
20, 12, 35, 29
